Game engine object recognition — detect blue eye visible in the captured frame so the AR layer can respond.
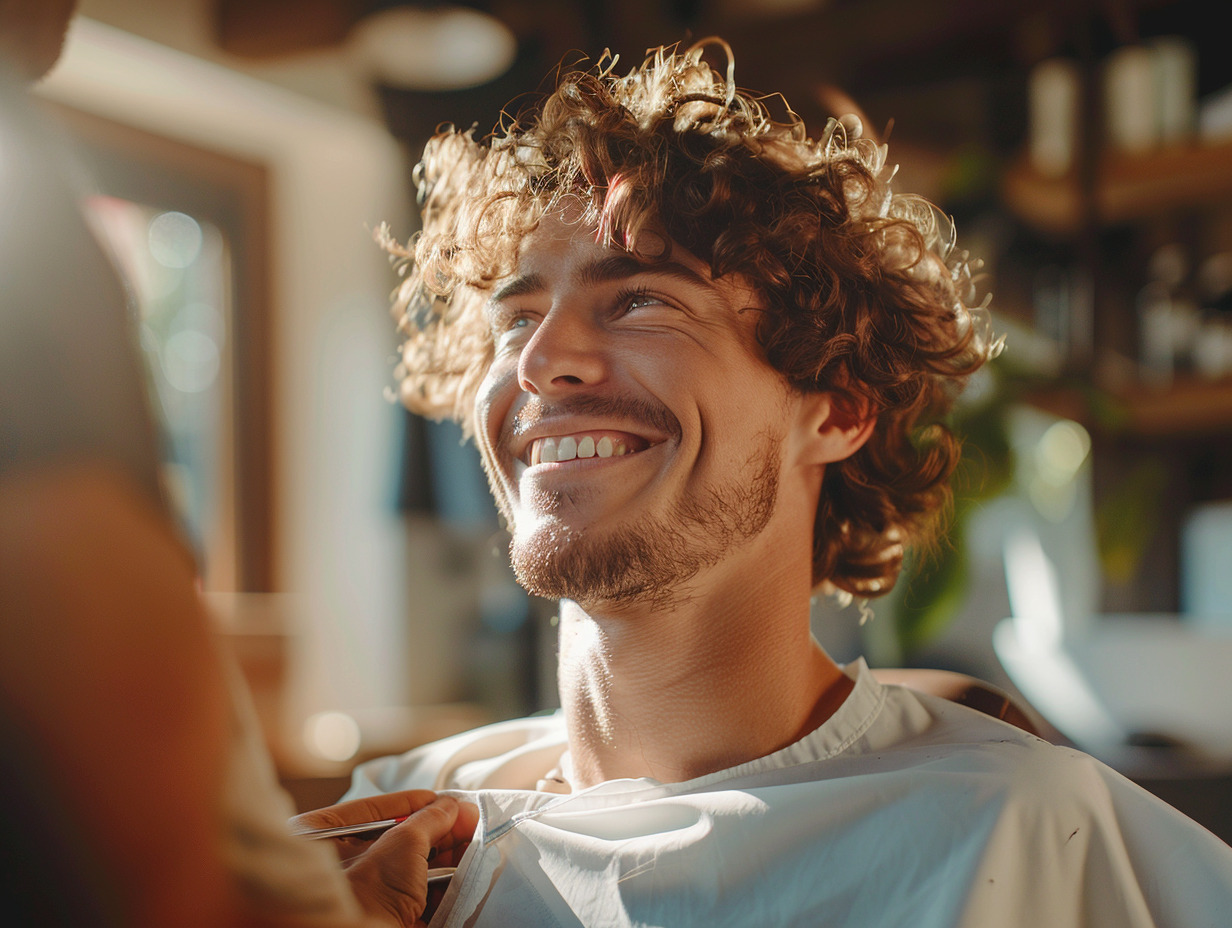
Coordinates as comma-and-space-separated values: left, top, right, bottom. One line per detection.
491, 314, 530, 337
493, 313, 535, 351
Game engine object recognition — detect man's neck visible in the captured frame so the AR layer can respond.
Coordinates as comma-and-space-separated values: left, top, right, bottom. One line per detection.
554, 560, 853, 790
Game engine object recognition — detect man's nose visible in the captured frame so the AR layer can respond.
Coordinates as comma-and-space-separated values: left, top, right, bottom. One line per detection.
517, 306, 607, 395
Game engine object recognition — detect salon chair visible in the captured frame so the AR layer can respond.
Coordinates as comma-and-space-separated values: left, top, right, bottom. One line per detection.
873, 667, 1040, 737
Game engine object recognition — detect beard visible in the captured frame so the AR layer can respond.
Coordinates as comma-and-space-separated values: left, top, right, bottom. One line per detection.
505, 438, 783, 607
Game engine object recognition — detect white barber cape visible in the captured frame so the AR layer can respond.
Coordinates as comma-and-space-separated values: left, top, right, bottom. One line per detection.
347, 660, 1232, 927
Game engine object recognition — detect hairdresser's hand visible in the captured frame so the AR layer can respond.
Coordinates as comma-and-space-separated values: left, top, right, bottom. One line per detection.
291, 790, 478, 927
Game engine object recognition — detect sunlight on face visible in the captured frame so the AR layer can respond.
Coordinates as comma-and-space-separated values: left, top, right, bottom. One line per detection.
473, 213, 799, 608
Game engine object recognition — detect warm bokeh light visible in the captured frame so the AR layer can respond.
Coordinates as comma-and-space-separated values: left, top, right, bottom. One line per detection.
303, 710, 362, 762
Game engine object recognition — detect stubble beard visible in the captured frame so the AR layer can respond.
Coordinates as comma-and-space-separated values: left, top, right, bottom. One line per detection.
497, 438, 784, 608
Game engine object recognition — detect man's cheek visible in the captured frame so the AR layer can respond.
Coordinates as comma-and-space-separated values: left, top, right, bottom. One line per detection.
473, 438, 516, 527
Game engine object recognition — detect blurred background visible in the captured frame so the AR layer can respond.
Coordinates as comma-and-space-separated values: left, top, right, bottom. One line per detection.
35, 0, 1232, 833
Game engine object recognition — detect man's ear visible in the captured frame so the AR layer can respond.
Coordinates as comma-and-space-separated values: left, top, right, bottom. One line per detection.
798, 392, 876, 465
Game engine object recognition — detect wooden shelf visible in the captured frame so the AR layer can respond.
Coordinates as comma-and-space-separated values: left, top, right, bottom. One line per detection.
1003, 139, 1232, 236
1029, 375, 1232, 438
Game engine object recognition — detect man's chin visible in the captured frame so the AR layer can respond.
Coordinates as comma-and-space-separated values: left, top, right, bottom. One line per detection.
508, 516, 712, 608
502, 439, 783, 606
511, 524, 639, 604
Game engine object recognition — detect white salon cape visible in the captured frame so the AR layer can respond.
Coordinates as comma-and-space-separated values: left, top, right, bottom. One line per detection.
347, 660, 1232, 927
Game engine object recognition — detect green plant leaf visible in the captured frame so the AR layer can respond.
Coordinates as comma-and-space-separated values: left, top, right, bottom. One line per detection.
891, 526, 972, 656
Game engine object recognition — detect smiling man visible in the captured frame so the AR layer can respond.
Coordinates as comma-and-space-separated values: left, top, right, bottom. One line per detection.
311, 41, 1232, 927
482, 216, 824, 613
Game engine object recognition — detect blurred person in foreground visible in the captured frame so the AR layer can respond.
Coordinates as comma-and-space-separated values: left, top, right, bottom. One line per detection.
296, 40, 1232, 926
0, 2, 473, 924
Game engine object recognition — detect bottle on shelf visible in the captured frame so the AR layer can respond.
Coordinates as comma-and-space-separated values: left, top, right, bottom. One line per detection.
1192, 251, 1232, 379
1136, 242, 1199, 385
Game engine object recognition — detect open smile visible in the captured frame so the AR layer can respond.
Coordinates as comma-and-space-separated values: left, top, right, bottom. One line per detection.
525, 431, 651, 465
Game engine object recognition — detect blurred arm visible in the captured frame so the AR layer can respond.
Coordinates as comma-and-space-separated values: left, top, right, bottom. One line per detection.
0, 464, 236, 926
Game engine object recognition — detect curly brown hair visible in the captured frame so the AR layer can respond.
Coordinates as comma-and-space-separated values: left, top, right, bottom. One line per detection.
379, 39, 1000, 598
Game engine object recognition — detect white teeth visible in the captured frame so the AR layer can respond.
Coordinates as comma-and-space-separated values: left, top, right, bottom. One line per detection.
531, 434, 631, 464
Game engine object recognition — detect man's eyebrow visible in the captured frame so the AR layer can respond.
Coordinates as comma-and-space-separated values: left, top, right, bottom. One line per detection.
487, 273, 546, 309
578, 254, 713, 290
487, 255, 714, 312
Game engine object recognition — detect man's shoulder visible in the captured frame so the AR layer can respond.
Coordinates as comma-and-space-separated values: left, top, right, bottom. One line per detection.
872, 683, 1121, 794
847, 684, 1231, 855
777, 678, 1151, 828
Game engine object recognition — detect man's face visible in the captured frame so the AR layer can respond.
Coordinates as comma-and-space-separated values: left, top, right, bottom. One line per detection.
473, 212, 814, 607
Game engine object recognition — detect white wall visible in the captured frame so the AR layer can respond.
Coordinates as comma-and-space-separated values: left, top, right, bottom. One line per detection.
74, 0, 383, 116
37, 18, 417, 736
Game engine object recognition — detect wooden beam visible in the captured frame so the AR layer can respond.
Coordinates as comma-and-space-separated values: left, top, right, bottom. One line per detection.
213, 0, 369, 58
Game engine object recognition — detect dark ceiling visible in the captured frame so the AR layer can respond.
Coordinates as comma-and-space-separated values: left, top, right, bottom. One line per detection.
211, 0, 1230, 167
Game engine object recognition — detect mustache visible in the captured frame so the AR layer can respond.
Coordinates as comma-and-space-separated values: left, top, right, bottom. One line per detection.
504, 393, 681, 447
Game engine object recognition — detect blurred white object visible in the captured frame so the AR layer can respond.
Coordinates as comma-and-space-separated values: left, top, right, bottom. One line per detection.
1199, 81, 1232, 142
995, 518, 1232, 766
1192, 319, 1232, 379
1102, 38, 1198, 155
1181, 500, 1232, 629
994, 408, 1232, 768
1005, 407, 1100, 632
1104, 44, 1158, 154
346, 5, 517, 91
1149, 36, 1198, 145
1028, 57, 1080, 177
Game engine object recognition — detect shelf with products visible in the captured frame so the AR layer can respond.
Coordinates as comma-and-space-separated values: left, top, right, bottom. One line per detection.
988, 97, 1232, 617
993, 15, 1232, 412
995, 197, 1232, 618
1002, 139, 1232, 238
994, 136, 1232, 436
1026, 373, 1232, 438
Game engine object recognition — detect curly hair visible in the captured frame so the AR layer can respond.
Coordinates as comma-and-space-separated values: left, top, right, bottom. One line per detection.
379, 39, 1001, 598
